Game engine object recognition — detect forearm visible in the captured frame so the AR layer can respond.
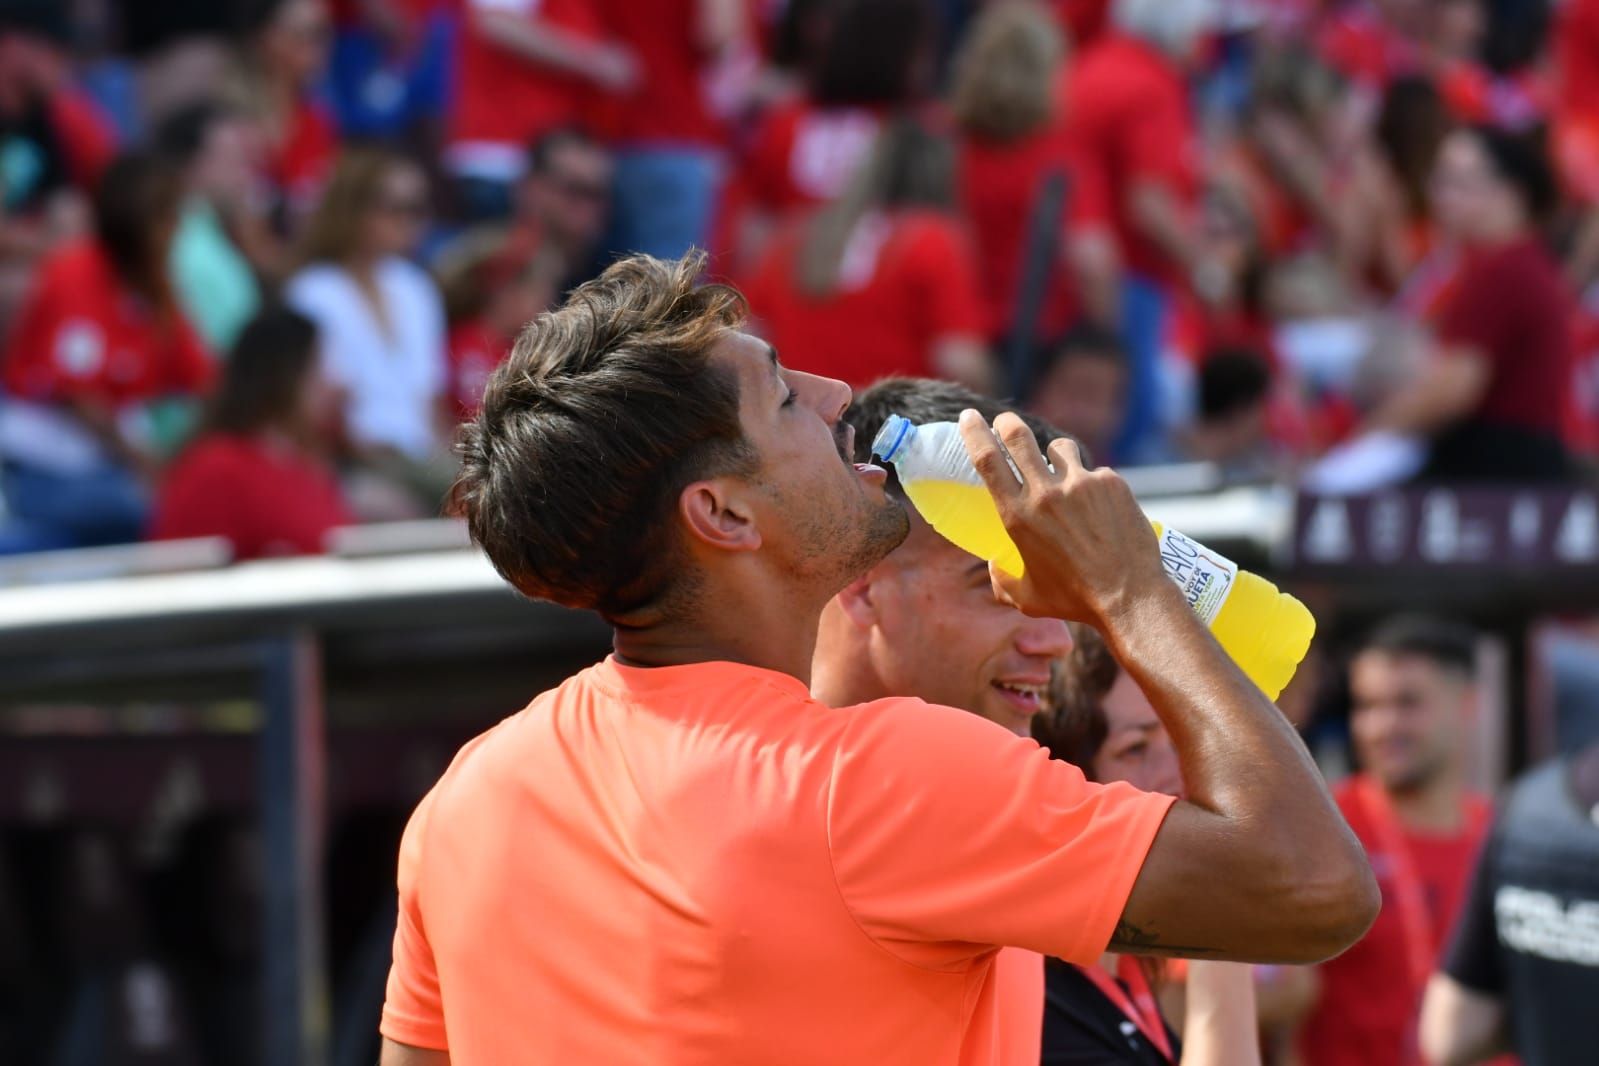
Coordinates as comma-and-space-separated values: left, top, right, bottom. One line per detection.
1100, 581, 1326, 831
1179, 962, 1262, 1066
1364, 353, 1485, 436
1129, 183, 1200, 278
1098, 581, 1372, 957
475, 10, 610, 79
696, 0, 746, 55
1420, 974, 1508, 1066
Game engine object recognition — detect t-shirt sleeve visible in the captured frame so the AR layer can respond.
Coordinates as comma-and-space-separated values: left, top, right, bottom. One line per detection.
827, 698, 1175, 969
1442, 819, 1505, 996
381, 788, 449, 1050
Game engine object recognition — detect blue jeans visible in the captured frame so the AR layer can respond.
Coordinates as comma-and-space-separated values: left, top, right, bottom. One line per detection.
608, 148, 724, 260
1113, 275, 1171, 464
2, 462, 149, 549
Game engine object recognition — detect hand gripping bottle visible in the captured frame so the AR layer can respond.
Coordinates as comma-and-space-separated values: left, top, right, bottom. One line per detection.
872, 414, 1315, 699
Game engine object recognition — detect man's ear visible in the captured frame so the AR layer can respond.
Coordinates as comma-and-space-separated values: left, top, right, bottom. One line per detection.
833, 572, 880, 630
679, 479, 762, 553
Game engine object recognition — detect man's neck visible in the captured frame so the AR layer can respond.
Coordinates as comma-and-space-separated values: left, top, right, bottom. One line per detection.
611, 577, 827, 684
1383, 770, 1468, 834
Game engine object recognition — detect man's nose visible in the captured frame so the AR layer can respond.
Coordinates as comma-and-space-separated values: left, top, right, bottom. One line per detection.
794, 369, 851, 423
1017, 616, 1073, 659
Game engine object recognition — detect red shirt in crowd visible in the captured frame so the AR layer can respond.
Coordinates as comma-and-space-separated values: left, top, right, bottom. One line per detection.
1555, 0, 1599, 202
451, 0, 604, 155
1065, 34, 1199, 287
741, 100, 882, 216
593, 0, 737, 147
1299, 776, 1490, 1066
957, 127, 1110, 342
1435, 237, 1572, 435
150, 434, 351, 560
446, 318, 508, 419
268, 97, 339, 212
742, 210, 986, 388
2, 241, 213, 409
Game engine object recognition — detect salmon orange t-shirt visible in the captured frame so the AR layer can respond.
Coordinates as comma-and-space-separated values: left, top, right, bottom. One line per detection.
381, 657, 1173, 1064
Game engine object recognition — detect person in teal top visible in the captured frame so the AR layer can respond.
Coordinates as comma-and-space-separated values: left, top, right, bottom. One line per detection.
157, 102, 263, 354
147, 103, 265, 452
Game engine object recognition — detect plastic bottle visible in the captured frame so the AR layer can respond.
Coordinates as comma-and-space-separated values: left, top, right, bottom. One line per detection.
871, 414, 1315, 699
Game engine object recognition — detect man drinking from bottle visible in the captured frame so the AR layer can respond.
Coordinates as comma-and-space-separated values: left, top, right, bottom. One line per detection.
379, 252, 1376, 1066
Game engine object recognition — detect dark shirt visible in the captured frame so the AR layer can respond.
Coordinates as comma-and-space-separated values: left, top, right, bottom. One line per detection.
1444, 758, 1599, 1066
1042, 956, 1180, 1065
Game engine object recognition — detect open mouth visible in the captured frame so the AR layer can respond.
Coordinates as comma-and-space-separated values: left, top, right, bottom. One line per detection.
992, 681, 1046, 713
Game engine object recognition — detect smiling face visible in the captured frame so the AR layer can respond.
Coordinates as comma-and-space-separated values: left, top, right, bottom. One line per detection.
841, 514, 1073, 735
706, 332, 909, 597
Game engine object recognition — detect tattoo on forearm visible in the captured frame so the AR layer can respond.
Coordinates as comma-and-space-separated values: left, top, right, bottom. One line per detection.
1108, 918, 1222, 958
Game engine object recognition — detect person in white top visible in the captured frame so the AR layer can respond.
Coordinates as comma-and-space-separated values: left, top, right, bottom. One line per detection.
286, 148, 451, 509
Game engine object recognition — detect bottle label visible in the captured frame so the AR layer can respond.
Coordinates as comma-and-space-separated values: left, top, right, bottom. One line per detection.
1156, 526, 1238, 627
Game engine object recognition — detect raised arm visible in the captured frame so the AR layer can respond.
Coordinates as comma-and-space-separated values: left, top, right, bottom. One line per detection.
959, 411, 1378, 964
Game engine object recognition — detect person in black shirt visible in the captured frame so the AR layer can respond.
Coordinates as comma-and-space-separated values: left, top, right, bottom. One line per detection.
1035, 626, 1262, 1066
1419, 743, 1599, 1065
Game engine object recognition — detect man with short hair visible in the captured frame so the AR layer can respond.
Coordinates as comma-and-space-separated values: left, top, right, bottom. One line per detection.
512, 126, 613, 286
1299, 615, 1494, 1066
379, 252, 1376, 1066
814, 378, 1073, 1064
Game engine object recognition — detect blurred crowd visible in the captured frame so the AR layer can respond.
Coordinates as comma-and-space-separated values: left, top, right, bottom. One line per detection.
1, 0, 1597, 559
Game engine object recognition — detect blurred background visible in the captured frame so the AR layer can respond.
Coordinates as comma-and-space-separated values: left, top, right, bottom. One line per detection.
0, 0, 1597, 1062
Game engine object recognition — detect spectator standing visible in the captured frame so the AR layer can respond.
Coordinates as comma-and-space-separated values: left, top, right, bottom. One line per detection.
593, 0, 754, 259
151, 306, 350, 559
1364, 125, 1573, 482
447, 0, 634, 220
1298, 616, 1494, 1066
0, 151, 213, 550
734, 0, 938, 266
1035, 625, 1263, 1066
1420, 742, 1599, 1066
950, 0, 1117, 347
153, 102, 267, 353
285, 149, 448, 488
225, 0, 339, 226
1064, 0, 1219, 463
742, 119, 991, 391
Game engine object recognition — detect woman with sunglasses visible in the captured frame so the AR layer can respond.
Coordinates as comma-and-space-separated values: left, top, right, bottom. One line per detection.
286, 146, 451, 514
